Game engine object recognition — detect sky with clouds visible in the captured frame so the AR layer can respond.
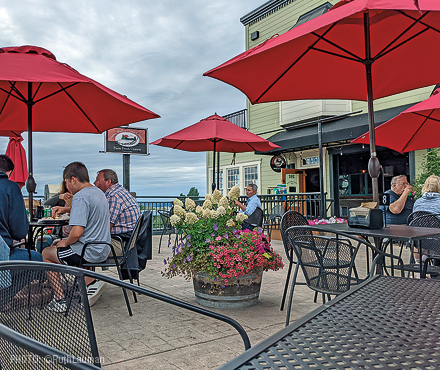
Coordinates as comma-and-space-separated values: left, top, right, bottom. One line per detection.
0, 0, 265, 198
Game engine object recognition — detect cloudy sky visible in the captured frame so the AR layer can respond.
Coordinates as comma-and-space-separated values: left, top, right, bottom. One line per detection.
0, 0, 265, 197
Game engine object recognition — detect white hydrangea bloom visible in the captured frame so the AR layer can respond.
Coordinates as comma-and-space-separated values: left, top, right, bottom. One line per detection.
203, 209, 211, 218
226, 219, 235, 228
173, 198, 184, 207
217, 206, 226, 217
228, 185, 240, 201
236, 212, 248, 222
205, 194, 212, 201
210, 210, 220, 219
219, 196, 229, 208
185, 212, 198, 225
212, 189, 222, 204
170, 215, 181, 226
203, 199, 213, 210
185, 198, 196, 211
195, 205, 203, 214
173, 205, 186, 218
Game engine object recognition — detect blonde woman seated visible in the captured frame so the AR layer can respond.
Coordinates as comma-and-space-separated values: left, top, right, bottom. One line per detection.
412, 175, 440, 263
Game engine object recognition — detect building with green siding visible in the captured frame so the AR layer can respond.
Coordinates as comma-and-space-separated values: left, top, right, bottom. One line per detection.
207, 0, 432, 217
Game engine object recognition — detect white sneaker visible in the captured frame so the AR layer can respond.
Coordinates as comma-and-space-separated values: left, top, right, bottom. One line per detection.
87, 280, 106, 307
47, 296, 67, 313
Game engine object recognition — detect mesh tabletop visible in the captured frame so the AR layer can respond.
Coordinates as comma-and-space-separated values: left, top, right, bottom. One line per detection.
222, 276, 440, 370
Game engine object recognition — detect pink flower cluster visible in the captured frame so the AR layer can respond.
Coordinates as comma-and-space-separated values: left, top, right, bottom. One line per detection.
308, 217, 347, 225
207, 230, 284, 283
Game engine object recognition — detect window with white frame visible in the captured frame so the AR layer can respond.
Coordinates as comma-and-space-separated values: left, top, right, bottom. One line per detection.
244, 165, 258, 193
227, 168, 240, 191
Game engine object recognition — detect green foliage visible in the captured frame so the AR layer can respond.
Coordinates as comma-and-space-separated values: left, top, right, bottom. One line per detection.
413, 149, 440, 199
187, 187, 199, 197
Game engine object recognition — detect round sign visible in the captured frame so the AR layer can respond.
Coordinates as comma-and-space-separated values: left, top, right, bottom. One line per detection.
270, 155, 286, 172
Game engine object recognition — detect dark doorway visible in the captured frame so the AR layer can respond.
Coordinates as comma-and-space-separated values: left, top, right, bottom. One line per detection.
305, 168, 320, 192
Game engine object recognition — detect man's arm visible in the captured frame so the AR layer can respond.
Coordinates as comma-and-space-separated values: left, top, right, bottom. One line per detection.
55, 226, 84, 249
234, 200, 246, 212
389, 187, 413, 214
52, 206, 71, 217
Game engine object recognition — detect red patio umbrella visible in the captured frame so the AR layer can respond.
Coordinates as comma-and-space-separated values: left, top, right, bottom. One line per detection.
0, 45, 159, 216
5, 135, 28, 188
204, 0, 440, 202
352, 88, 440, 153
151, 114, 280, 191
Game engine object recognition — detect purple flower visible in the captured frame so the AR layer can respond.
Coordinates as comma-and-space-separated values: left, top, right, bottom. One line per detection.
214, 277, 217, 282
210, 232, 215, 237
257, 227, 263, 233
213, 223, 218, 231
186, 235, 191, 240
224, 233, 229, 239
220, 284, 225, 289
163, 259, 167, 265
205, 238, 211, 244
172, 264, 176, 269
233, 229, 237, 234
187, 243, 191, 247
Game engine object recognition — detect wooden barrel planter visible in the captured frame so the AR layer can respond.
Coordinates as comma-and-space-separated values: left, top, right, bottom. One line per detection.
193, 269, 263, 309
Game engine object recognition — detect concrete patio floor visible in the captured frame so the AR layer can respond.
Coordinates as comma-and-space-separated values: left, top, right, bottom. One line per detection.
91, 234, 376, 369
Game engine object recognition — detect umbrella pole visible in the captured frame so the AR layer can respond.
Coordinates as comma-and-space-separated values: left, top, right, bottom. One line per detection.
217, 151, 220, 190
212, 141, 217, 192
364, 13, 380, 204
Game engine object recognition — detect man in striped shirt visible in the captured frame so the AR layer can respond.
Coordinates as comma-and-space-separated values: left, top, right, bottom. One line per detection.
94, 169, 141, 240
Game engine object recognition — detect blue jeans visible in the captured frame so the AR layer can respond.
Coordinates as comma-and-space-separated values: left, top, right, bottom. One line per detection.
10, 247, 43, 262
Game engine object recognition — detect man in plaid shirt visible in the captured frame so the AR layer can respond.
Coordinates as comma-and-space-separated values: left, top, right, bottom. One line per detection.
94, 169, 141, 239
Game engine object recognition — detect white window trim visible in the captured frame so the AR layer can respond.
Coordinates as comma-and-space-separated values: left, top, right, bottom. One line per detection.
211, 160, 261, 196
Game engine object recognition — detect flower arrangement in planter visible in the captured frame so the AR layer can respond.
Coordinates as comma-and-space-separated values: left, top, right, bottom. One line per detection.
162, 186, 284, 307
308, 217, 347, 225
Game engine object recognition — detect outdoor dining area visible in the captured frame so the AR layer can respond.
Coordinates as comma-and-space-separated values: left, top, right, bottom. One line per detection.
5, 0, 440, 369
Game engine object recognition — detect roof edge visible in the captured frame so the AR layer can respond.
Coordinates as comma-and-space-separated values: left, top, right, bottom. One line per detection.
240, 0, 295, 26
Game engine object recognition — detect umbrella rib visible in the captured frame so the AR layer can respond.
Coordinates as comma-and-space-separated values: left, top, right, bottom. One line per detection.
310, 32, 363, 62
172, 140, 186, 149
374, 11, 430, 61
53, 82, 100, 132
0, 83, 17, 119
255, 23, 338, 103
402, 110, 434, 152
33, 82, 80, 104
411, 111, 440, 123
309, 47, 362, 63
398, 9, 440, 35
32, 82, 43, 101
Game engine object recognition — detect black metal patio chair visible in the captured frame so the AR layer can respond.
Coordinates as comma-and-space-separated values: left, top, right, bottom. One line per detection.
283, 225, 404, 326
157, 209, 178, 254
0, 261, 250, 369
262, 204, 284, 241
279, 210, 309, 311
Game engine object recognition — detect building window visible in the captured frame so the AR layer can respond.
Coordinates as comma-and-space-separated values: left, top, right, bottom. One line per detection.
244, 165, 258, 192
227, 168, 240, 191
212, 170, 223, 192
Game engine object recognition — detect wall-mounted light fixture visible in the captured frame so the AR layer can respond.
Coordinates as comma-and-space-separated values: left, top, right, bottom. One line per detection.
251, 31, 259, 41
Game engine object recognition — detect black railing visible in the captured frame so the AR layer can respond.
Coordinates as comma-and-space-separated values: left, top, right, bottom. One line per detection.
135, 193, 334, 234
223, 109, 247, 129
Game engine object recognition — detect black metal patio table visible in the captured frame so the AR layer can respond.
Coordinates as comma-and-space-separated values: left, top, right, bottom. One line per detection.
219, 275, 440, 369
319, 223, 440, 274
28, 218, 68, 250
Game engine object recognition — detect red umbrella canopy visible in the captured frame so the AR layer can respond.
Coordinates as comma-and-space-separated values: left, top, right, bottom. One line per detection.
0, 46, 159, 133
5, 135, 28, 188
204, 0, 440, 202
352, 88, 440, 153
151, 114, 280, 153
204, 0, 440, 104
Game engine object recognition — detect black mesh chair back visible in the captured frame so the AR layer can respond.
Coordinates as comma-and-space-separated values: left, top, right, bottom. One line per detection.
279, 210, 310, 310
405, 213, 440, 276
407, 211, 433, 225
282, 225, 403, 325
0, 262, 100, 368
157, 209, 177, 254
79, 213, 146, 317
263, 205, 284, 241
0, 261, 251, 368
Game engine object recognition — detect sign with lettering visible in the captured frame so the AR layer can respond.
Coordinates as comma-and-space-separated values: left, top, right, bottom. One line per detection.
105, 127, 148, 155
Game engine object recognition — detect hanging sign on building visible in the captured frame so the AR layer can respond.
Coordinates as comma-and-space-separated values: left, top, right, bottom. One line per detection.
105, 127, 149, 155
270, 155, 286, 172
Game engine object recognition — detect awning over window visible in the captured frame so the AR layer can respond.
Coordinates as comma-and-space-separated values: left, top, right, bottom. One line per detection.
258, 104, 413, 154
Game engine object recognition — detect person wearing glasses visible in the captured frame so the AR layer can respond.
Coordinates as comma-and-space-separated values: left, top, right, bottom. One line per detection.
381, 175, 414, 225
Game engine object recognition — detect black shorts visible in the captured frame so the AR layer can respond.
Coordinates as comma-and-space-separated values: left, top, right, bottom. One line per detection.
57, 246, 90, 266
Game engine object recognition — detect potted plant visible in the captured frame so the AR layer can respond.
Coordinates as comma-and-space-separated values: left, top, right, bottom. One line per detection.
162, 186, 284, 308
